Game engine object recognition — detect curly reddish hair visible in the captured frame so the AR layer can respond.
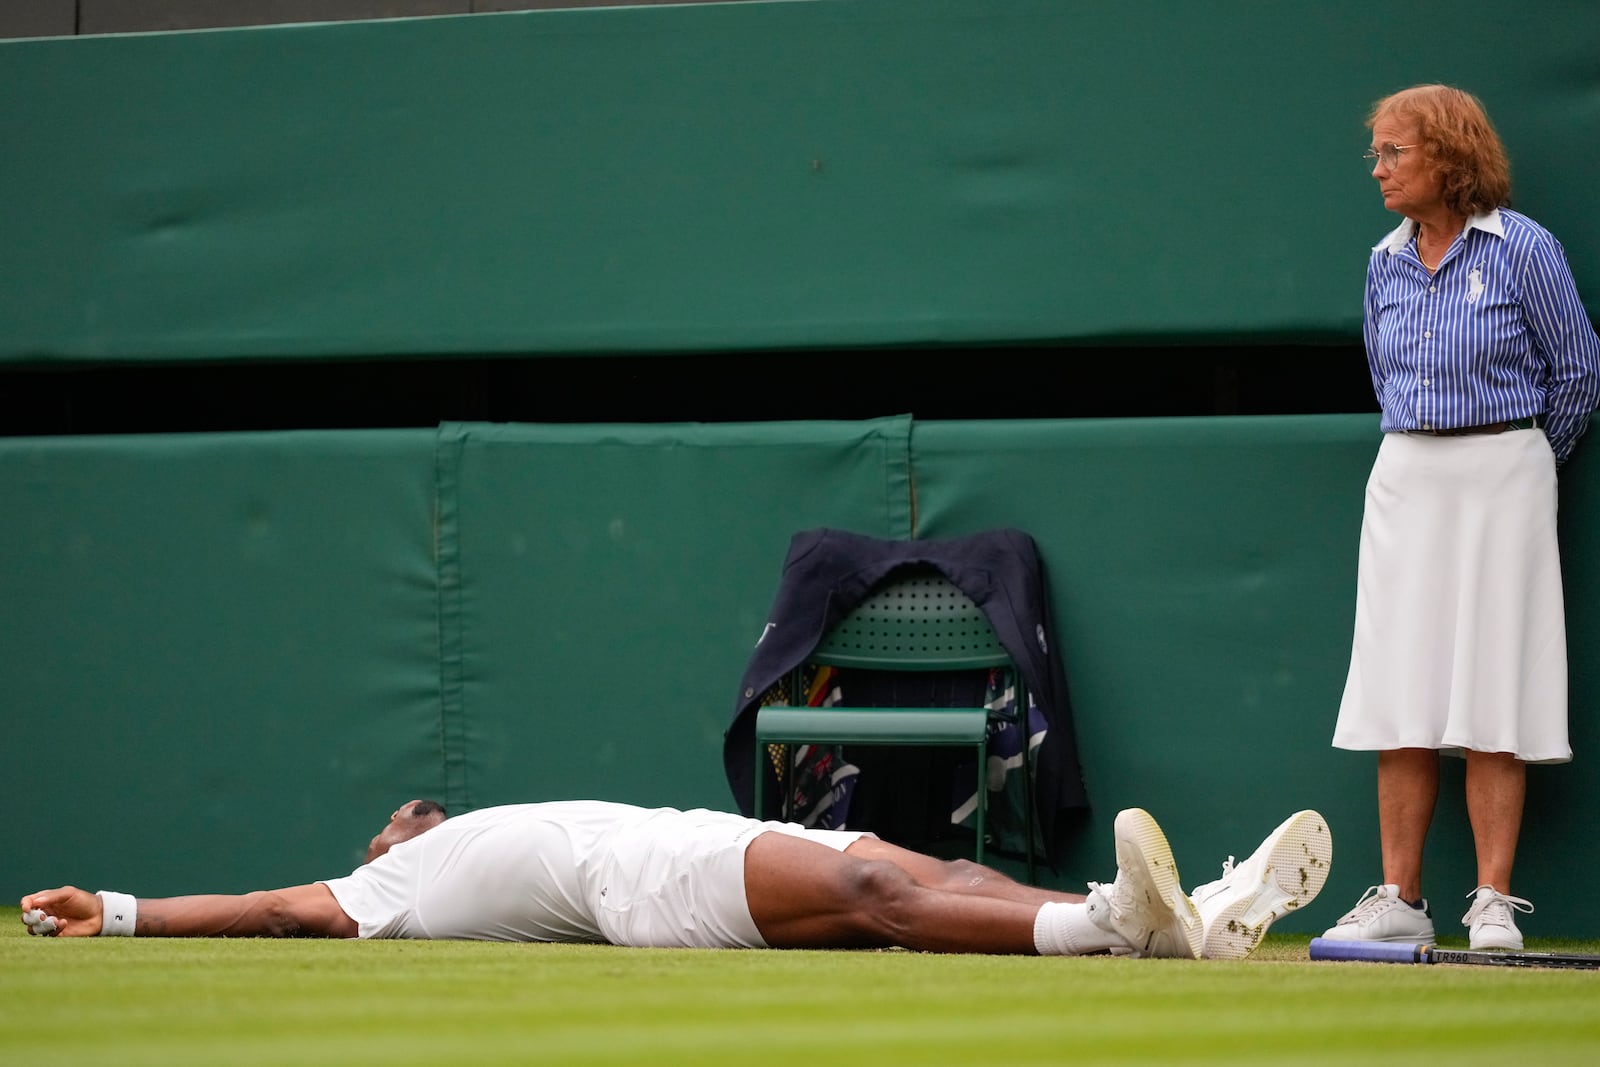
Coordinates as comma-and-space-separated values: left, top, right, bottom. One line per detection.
1368, 84, 1512, 216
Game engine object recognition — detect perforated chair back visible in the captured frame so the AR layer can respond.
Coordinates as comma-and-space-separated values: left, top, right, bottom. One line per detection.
753, 567, 1038, 879
814, 573, 1009, 671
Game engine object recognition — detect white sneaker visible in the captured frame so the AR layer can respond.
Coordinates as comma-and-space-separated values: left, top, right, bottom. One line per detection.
1462, 886, 1532, 951
1190, 810, 1333, 960
1320, 884, 1435, 943
1085, 808, 1202, 959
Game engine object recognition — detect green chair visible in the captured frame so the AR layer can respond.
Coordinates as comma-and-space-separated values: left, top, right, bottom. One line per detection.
752, 569, 1037, 880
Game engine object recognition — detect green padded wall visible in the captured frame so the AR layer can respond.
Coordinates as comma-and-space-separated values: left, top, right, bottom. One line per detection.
910, 416, 1600, 935
0, 419, 911, 897
435, 417, 913, 811
0, 430, 444, 892
4, 416, 1598, 935
2, 0, 1596, 362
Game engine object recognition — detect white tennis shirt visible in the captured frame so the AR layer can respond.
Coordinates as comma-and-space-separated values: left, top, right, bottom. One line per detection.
320, 801, 776, 945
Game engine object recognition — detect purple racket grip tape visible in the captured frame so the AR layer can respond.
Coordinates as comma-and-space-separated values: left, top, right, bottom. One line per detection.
1309, 938, 1428, 963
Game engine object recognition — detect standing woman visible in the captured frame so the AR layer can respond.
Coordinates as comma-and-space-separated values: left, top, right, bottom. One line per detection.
1326, 85, 1600, 950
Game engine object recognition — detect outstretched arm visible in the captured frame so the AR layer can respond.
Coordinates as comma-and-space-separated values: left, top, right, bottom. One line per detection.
20, 884, 358, 939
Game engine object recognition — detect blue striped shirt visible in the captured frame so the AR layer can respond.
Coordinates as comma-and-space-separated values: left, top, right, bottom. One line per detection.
1364, 207, 1600, 464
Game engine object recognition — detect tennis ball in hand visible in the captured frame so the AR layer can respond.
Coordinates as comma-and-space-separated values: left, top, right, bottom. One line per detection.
23, 909, 59, 935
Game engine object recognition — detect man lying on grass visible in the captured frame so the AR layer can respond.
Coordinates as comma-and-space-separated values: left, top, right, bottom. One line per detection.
21, 801, 1330, 960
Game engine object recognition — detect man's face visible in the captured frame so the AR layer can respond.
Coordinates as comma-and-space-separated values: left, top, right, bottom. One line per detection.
364, 800, 445, 864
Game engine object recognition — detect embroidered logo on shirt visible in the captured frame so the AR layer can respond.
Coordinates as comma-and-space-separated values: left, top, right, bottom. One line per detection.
1467, 264, 1486, 304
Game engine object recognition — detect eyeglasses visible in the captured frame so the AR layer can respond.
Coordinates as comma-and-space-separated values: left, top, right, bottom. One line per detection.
1364, 142, 1419, 170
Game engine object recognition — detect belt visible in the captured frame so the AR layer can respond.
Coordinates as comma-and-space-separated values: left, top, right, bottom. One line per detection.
1410, 415, 1541, 437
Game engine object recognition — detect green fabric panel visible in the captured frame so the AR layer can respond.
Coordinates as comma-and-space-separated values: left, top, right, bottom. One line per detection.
0, 431, 442, 897
438, 417, 912, 812
5, 415, 1596, 927
1542, 446, 1600, 934
911, 415, 1600, 934
2, 0, 1596, 362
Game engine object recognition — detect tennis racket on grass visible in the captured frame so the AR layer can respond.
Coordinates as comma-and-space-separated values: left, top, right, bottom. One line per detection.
1310, 937, 1600, 970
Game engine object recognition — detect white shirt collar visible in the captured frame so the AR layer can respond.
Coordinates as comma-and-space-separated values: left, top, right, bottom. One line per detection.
1375, 208, 1504, 254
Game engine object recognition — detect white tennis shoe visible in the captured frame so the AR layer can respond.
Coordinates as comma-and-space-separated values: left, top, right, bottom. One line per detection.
1320, 884, 1436, 944
1463, 886, 1533, 951
1085, 808, 1202, 959
1189, 810, 1333, 960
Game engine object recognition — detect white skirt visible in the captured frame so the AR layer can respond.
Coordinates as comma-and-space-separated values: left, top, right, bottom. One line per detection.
1333, 429, 1570, 763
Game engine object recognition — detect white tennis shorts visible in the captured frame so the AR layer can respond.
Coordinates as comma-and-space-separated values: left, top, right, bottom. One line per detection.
594, 808, 871, 948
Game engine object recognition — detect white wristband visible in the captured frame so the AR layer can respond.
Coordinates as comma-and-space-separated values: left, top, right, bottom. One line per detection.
96, 891, 138, 937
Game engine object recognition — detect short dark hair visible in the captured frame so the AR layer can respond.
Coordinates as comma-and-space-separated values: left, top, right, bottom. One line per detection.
409, 800, 447, 819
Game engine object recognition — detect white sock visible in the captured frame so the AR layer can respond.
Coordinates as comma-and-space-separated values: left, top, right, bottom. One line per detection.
1033, 899, 1129, 956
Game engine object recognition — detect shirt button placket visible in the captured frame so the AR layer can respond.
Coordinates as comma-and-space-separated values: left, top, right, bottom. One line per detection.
1419, 279, 1437, 430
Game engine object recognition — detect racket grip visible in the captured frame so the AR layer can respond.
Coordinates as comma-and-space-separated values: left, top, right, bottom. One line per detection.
1309, 938, 1429, 964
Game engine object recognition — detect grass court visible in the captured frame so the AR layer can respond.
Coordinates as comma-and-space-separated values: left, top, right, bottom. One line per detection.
5, 910, 1598, 1065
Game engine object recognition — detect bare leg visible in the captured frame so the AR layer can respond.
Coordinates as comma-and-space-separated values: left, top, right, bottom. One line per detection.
842, 837, 1085, 906
743, 832, 1041, 953
1464, 750, 1524, 894
1378, 747, 1438, 902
